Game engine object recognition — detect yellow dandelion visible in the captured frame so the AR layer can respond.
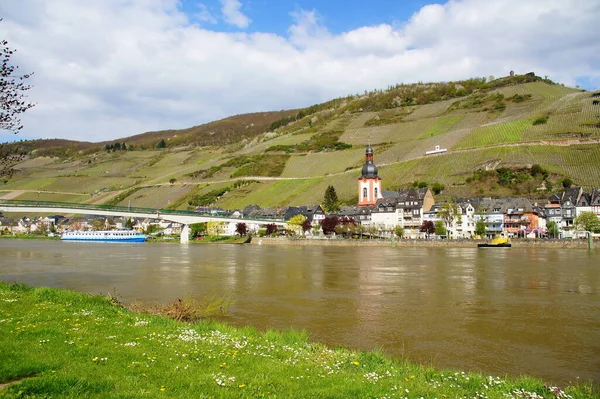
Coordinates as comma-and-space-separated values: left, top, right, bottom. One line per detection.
160, 386, 166, 392
239, 384, 246, 388
352, 361, 360, 366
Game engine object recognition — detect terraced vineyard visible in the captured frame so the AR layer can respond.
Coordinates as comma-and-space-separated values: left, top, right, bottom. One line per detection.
3, 76, 600, 209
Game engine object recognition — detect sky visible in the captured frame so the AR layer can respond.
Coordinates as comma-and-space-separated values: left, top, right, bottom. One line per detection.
1, 0, 599, 143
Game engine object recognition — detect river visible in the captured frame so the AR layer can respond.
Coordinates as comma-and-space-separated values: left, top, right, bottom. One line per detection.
1, 239, 599, 386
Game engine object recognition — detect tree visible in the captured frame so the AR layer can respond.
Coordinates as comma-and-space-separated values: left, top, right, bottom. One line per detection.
394, 225, 405, 238
156, 139, 166, 149
562, 178, 573, 188
91, 220, 104, 231
169, 178, 177, 185
190, 222, 207, 238
475, 218, 487, 237
321, 216, 339, 235
286, 214, 306, 235
431, 182, 445, 195
265, 223, 278, 236
547, 221, 560, 238
124, 218, 134, 229
420, 220, 435, 238
574, 212, 600, 233
207, 221, 224, 237
1, 23, 35, 134
434, 220, 447, 237
235, 222, 248, 237
323, 185, 340, 213
301, 219, 312, 235
438, 201, 462, 238
334, 217, 355, 238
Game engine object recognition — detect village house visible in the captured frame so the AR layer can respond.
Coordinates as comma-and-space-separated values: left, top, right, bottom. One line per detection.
370, 187, 435, 237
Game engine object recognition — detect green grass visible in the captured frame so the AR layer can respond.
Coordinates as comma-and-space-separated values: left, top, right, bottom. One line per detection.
281, 149, 365, 178
0, 282, 596, 399
13, 192, 90, 204
218, 178, 323, 208
455, 119, 533, 149
418, 115, 464, 139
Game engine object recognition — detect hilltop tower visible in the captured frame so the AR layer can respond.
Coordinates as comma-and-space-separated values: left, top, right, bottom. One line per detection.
358, 145, 382, 206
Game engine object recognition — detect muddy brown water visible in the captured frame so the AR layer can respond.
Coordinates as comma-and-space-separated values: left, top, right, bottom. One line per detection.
1, 240, 599, 386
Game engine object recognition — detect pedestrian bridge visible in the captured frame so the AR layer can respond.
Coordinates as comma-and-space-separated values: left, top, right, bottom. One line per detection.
0, 199, 285, 244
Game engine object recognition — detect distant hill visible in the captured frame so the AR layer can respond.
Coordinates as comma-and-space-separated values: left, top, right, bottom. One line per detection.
2, 73, 599, 210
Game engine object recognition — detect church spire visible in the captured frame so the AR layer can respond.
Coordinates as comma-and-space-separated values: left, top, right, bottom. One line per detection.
358, 144, 382, 206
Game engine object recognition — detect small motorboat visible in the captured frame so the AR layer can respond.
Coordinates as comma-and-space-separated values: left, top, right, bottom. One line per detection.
478, 236, 511, 248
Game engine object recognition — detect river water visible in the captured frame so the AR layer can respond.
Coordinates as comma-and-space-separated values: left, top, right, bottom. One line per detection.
1, 240, 599, 385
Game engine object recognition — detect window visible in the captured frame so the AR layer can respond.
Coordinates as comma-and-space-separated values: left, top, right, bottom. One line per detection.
363, 187, 367, 199
374, 188, 378, 198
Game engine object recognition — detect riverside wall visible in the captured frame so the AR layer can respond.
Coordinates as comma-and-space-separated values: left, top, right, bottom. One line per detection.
251, 237, 594, 249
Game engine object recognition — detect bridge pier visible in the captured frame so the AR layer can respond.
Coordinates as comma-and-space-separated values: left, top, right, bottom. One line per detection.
180, 224, 190, 244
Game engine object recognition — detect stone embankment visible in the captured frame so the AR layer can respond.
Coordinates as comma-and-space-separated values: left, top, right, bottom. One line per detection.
252, 237, 593, 249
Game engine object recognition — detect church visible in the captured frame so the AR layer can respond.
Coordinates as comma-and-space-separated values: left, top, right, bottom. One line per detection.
355, 144, 435, 236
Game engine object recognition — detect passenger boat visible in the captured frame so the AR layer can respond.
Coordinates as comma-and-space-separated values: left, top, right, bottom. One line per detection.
61, 230, 146, 242
477, 236, 511, 248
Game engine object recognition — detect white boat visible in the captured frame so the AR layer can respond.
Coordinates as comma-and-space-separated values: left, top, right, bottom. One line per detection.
61, 230, 146, 242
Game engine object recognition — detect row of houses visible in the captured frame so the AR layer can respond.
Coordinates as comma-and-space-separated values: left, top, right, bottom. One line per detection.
336, 186, 600, 239
2, 186, 598, 239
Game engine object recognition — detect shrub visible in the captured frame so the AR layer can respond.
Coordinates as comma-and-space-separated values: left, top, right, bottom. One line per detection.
532, 116, 549, 125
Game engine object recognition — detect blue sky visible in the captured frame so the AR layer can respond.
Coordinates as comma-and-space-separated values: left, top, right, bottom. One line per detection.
179, 0, 443, 34
1, 0, 598, 142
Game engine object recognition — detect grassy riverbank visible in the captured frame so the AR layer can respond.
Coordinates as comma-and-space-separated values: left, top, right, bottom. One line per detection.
0, 282, 596, 399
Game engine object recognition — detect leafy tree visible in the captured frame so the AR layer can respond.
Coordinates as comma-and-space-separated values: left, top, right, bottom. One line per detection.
334, 217, 355, 238
562, 178, 573, 188
124, 218, 134, 229
169, 178, 177, 184
530, 164, 548, 178
323, 185, 340, 213
431, 182, 445, 195
547, 221, 560, 238
301, 219, 312, 235
156, 139, 166, 149
235, 222, 248, 237
190, 222, 207, 238
420, 220, 435, 238
34, 221, 49, 236
207, 221, 224, 237
434, 220, 447, 237
91, 220, 105, 231
1, 24, 35, 134
438, 201, 462, 238
394, 225, 405, 238
321, 216, 339, 235
574, 212, 600, 233
144, 224, 161, 235
286, 214, 306, 235
265, 223, 278, 236
475, 218, 487, 237
113, 142, 121, 151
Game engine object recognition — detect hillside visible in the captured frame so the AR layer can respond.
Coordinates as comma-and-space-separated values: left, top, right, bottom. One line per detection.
1, 74, 600, 210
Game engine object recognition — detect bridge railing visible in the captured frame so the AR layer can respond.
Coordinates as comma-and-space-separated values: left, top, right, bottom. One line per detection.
0, 199, 284, 223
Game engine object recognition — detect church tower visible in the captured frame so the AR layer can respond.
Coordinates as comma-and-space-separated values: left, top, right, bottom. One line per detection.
358, 145, 382, 206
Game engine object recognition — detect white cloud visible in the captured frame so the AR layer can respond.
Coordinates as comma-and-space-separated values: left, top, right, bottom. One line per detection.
219, 0, 251, 29
195, 3, 218, 25
0, 0, 598, 143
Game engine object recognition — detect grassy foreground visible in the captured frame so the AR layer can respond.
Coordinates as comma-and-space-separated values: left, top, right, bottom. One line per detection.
0, 283, 596, 399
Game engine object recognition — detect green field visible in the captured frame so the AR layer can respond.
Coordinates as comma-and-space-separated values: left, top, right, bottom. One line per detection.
3, 78, 600, 208
1, 283, 595, 399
